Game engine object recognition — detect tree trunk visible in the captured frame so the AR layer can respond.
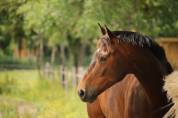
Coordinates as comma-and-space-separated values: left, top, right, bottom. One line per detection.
17, 38, 23, 58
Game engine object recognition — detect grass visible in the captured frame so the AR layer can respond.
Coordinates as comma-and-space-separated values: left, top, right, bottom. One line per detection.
0, 70, 87, 118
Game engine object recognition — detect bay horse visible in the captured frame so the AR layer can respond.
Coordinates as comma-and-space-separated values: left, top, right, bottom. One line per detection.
77, 24, 174, 118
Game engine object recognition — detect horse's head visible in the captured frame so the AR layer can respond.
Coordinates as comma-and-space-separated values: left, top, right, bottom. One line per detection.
78, 25, 130, 102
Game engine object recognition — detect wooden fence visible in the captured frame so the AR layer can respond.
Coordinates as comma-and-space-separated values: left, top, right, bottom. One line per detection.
157, 38, 178, 70
42, 63, 86, 90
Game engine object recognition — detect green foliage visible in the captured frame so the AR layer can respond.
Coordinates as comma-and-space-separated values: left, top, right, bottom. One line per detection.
17, 0, 81, 46
16, 0, 178, 44
135, 0, 178, 36
0, 0, 25, 46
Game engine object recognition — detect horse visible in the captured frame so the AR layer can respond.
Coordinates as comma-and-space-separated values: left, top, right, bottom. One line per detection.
77, 24, 174, 118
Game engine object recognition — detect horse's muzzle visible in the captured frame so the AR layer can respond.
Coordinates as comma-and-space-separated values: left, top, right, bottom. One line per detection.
78, 89, 86, 100
78, 89, 97, 103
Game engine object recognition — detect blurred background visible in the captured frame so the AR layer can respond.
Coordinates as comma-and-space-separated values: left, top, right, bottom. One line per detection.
0, 0, 178, 118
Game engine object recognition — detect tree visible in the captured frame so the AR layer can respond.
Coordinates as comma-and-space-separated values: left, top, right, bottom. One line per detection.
0, 0, 25, 57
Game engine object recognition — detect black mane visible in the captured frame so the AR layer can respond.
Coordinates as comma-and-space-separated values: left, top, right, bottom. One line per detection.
112, 31, 173, 75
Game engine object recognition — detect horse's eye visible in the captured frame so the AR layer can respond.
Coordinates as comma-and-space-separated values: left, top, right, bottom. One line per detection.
96, 49, 110, 63
99, 56, 107, 63
98, 55, 108, 63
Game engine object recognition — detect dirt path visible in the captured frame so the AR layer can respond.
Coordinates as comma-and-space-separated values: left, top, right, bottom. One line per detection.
0, 97, 37, 118
17, 101, 37, 118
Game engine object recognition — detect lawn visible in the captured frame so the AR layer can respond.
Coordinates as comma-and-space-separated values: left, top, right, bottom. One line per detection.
0, 70, 87, 118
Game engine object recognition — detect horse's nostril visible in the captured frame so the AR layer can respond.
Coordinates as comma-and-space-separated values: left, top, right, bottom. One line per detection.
78, 89, 85, 98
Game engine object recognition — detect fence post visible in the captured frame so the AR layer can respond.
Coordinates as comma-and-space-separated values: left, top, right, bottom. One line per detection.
60, 65, 66, 88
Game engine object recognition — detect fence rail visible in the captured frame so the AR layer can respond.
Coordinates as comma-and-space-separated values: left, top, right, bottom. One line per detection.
0, 63, 86, 92
41, 63, 86, 90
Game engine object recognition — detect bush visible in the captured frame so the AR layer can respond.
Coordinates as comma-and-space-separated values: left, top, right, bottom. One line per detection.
0, 56, 37, 70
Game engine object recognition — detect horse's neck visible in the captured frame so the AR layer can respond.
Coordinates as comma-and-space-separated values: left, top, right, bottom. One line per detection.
141, 76, 166, 104
135, 70, 169, 113
127, 47, 169, 110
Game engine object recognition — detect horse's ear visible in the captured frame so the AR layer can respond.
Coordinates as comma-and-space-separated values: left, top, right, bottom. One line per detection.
104, 25, 114, 39
98, 23, 106, 35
